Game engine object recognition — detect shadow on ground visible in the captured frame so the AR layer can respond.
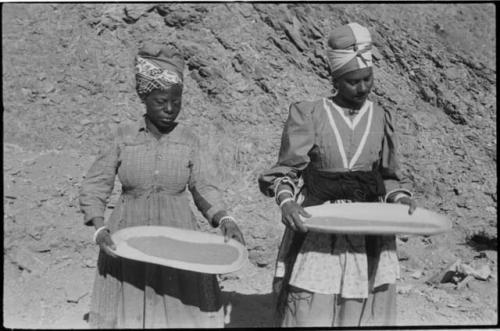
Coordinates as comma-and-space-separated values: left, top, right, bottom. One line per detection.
80, 292, 274, 328
223, 291, 274, 328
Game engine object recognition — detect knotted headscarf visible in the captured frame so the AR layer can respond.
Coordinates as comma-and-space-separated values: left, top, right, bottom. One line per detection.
326, 23, 373, 79
135, 42, 184, 100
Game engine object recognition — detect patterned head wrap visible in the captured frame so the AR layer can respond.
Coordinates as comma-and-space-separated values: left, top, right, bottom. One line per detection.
135, 42, 184, 100
326, 23, 373, 79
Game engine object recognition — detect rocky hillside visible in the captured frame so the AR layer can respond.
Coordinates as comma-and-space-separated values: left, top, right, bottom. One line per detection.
2, 3, 497, 327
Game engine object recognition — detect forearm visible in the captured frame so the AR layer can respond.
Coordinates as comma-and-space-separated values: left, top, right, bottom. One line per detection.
211, 210, 230, 227
90, 216, 105, 230
275, 182, 296, 205
190, 184, 228, 227
79, 148, 118, 226
383, 178, 413, 202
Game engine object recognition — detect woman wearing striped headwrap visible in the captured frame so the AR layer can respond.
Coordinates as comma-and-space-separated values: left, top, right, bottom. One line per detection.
259, 23, 416, 326
80, 42, 245, 328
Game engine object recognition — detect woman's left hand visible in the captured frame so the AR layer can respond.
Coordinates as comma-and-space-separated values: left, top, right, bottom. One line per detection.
396, 196, 417, 215
220, 220, 246, 246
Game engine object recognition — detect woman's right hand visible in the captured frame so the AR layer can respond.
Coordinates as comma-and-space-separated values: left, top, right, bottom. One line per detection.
280, 200, 311, 232
95, 228, 118, 258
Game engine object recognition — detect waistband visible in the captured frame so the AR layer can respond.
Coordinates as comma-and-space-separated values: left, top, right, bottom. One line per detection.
122, 186, 184, 198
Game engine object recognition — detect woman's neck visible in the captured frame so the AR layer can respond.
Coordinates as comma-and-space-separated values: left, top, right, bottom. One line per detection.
144, 115, 177, 139
330, 97, 364, 116
331, 96, 364, 111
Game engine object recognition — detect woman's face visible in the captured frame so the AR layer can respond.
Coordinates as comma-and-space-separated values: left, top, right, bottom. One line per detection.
334, 67, 374, 109
144, 86, 183, 131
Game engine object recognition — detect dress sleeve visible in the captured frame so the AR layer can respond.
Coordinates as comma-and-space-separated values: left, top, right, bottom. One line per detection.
79, 139, 120, 226
188, 136, 227, 225
379, 108, 413, 201
258, 101, 315, 197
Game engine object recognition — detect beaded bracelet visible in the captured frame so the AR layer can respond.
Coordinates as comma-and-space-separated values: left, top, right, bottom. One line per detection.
273, 177, 297, 202
279, 197, 295, 209
276, 189, 294, 202
384, 188, 413, 203
393, 193, 411, 203
219, 216, 236, 228
93, 226, 109, 244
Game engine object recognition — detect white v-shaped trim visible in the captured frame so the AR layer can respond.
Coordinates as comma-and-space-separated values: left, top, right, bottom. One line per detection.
348, 102, 373, 169
323, 99, 348, 168
327, 99, 371, 130
323, 99, 374, 170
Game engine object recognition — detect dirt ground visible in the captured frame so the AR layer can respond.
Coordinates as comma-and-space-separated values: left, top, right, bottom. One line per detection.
2, 3, 497, 329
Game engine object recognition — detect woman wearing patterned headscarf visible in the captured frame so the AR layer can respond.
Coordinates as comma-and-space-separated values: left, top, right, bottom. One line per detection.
80, 42, 245, 328
258, 23, 417, 326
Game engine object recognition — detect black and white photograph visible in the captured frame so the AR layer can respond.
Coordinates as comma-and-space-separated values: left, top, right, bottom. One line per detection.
2, 2, 497, 328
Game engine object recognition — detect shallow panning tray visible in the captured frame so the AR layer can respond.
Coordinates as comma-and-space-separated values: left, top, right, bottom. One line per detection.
301, 203, 452, 235
112, 226, 248, 274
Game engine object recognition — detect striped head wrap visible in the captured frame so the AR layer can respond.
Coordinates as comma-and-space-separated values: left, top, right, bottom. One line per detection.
135, 43, 184, 100
326, 23, 373, 79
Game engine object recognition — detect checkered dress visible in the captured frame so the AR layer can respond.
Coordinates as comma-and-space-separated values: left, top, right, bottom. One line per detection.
80, 117, 225, 328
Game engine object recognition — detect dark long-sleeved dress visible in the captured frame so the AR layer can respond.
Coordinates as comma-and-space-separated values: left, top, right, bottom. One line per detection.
80, 117, 226, 328
259, 98, 412, 326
